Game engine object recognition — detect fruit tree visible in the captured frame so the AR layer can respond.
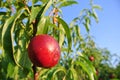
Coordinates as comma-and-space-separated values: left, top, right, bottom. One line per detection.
1, 0, 117, 80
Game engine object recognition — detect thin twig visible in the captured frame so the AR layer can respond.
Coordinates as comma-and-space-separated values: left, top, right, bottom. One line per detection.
32, 65, 39, 80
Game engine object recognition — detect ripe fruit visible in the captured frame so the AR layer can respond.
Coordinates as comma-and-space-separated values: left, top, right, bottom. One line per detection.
28, 34, 60, 68
89, 56, 94, 61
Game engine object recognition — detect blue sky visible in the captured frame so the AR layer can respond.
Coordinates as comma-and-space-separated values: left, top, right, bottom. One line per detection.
61, 0, 120, 65
91, 0, 120, 66
91, 0, 120, 54
62, 0, 120, 54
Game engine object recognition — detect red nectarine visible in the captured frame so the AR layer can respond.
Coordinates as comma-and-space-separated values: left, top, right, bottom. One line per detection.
28, 34, 60, 68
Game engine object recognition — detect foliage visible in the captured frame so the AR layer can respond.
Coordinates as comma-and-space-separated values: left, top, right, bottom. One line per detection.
1, 0, 119, 80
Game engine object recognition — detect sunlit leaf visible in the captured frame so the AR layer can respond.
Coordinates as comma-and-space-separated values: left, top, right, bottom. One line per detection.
52, 67, 66, 79
70, 67, 78, 80
32, 0, 38, 4
59, 24, 65, 48
40, 0, 48, 3
83, 23, 89, 33
83, 17, 90, 33
1, 9, 27, 79
92, 5, 102, 10
58, 1, 78, 8
2, 15, 17, 64
36, 0, 52, 20
11, 9, 26, 67
7, 63, 18, 78
29, 6, 41, 24
47, 66, 66, 80
32, 0, 52, 36
37, 16, 50, 34
92, 10, 99, 23
70, 17, 79, 27
57, 17, 72, 50
75, 55, 97, 80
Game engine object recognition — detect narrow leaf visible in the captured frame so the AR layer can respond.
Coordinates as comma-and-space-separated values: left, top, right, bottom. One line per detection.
36, 0, 52, 21
43, 17, 50, 34
92, 10, 99, 23
58, 1, 78, 8
2, 9, 24, 67
32, 0, 38, 4
75, 25, 80, 37
37, 16, 49, 34
70, 17, 79, 27
57, 17, 72, 50
33, 0, 52, 35
10, 9, 25, 68
92, 5, 102, 10
29, 6, 41, 24
37, 17, 46, 34
47, 66, 66, 80
59, 24, 65, 48
52, 67, 66, 79
70, 67, 78, 80
75, 55, 96, 80
2, 16, 16, 64
83, 22, 89, 33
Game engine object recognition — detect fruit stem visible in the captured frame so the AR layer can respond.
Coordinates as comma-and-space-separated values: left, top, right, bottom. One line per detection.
32, 65, 39, 80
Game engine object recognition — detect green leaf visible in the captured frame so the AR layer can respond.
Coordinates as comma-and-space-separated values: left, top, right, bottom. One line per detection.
75, 55, 96, 80
58, 1, 78, 8
92, 10, 99, 23
36, 16, 46, 34
37, 16, 50, 34
40, 0, 48, 3
57, 17, 72, 50
83, 17, 90, 33
59, 24, 65, 48
1, 9, 25, 78
32, 0, 38, 4
92, 5, 102, 10
29, 6, 42, 24
14, 28, 32, 68
39, 68, 49, 78
7, 63, 18, 78
0, 24, 3, 47
36, 0, 52, 21
13, 25, 32, 78
2, 16, 17, 64
70, 67, 78, 80
2, 8, 25, 67
83, 23, 89, 33
32, 0, 52, 35
42, 17, 50, 34
75, 25, 81, 37
52, 67, 66, 79
47, 66, 66, 80
70, 17, 80, 27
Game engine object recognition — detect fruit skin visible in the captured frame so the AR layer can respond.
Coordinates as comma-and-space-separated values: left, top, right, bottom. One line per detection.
28, 34, 60, 68
89, 56, 94, 61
